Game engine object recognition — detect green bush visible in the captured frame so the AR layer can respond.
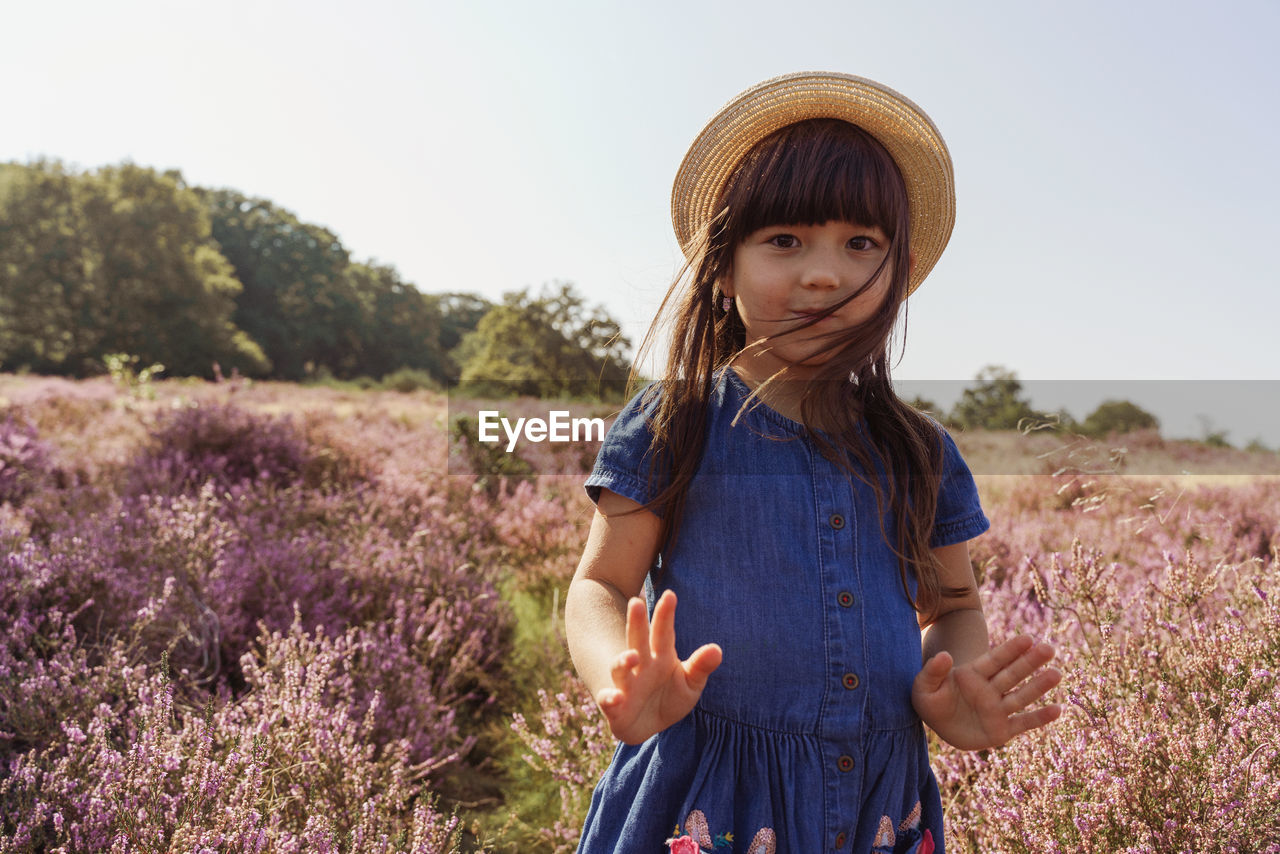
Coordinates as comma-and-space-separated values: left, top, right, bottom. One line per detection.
381, 367, 440, 393
1078, 399, 1159, 438
949, 366, 1043, 431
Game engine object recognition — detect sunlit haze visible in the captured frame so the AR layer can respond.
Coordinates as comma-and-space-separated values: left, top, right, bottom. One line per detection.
5, 0, 1278, 441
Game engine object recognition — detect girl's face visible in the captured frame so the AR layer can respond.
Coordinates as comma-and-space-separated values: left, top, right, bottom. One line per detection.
723, 219, 894, 381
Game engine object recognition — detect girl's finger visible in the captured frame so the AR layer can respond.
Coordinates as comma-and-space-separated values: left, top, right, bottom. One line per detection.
918, 651, 953, 693
1000, 667, 1062, 713
990, 641, 1056, 695
970, 635, 1034, 681
609, 649, 639, 691
683, 643, 723, 690
1007, 702, 1063, 737
625, 597, 650, 660
596, 687, 623, 709
650, 590, 678, 656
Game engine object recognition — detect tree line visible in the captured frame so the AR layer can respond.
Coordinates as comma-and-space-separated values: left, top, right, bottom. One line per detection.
923, 365, 1160, 439
0, 160, 630, 396
0, 160, 1165, 433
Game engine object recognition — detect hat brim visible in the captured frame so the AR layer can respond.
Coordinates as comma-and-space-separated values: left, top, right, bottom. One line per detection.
671, 72, 955, 295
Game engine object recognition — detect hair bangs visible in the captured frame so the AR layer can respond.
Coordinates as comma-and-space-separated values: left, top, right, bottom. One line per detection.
719, 119, 908, 246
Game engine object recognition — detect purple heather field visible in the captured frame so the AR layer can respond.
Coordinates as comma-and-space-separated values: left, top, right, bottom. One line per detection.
1, 374, 1277, 853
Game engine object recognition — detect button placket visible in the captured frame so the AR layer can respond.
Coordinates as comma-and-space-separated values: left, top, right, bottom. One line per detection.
821, 480, 863, 842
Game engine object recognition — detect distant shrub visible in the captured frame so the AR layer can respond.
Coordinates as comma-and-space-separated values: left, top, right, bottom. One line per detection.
450, 414, 533, 497
904, 395, 940, 416
1203, 430, 1233, 448
303, 366, 380, 391
382, 368, 441, 393
103, 352, 164, 400
949, 365, 1044, 431
1078, 399, 1159, 438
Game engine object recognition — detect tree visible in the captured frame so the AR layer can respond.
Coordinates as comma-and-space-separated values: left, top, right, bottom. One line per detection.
202, 188, 361, 380
0, 160, 98, 373
452, 282, 630, 399
1078, 400, 1159, 438
345, 262, 448, 381
80, 165, 269, 377
0, 161, 267, 377
949, 365, 1043, 431
903, 395, 940, 416
436, 292, 494, 364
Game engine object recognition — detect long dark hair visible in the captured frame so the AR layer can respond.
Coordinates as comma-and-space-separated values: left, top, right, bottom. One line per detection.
635, 118, 970, 622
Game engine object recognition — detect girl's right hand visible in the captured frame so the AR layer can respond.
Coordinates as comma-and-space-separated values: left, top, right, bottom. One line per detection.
596, 589, 722, 745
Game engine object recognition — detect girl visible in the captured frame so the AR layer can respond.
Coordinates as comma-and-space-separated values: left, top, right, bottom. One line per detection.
565, 72, 1061, 854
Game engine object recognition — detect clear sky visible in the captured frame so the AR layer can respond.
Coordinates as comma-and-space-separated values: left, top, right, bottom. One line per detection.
5, 0, 1278, 442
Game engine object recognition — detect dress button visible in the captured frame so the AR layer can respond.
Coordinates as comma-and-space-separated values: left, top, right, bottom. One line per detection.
842, 672, 860, 690
829, 513, 845, 529
834, 831, 847, 848
837, 590, 854, 608
837, 754, 855, 773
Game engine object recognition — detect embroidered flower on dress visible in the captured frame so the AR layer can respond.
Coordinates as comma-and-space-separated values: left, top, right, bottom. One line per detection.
873, 801, 933, 854
745, 827, 777, 854
667, 835, 700, 854
686, 810, 713, 847
667, 810, 774, 853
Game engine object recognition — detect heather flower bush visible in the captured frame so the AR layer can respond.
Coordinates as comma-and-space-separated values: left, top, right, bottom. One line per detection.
1, 644, 465, 853
0, 417, 53, 505
1, 378, 508, 852
508, 674, 614, 853
498, 468, 1280, 852
5, 374, 1278, 852
127, 401, 316, 495
0, 601, 104, 760
486, 479, 593, 601
934, 475, 1280, 852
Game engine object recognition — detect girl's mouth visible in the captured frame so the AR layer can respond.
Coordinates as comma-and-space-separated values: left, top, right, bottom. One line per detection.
793, 309, 839, 322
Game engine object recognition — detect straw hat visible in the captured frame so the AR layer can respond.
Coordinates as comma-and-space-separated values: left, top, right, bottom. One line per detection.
671, 71, 955, 294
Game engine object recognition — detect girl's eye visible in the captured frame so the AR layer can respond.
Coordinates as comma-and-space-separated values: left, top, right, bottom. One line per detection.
767, 233, 799, 248
848, 235, 878, 251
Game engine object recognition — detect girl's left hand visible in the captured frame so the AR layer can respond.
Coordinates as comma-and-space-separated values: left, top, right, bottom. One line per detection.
911, 635, 1062, 751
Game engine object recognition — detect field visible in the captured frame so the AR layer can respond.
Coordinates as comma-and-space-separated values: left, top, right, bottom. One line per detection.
1, 374, 1277, 853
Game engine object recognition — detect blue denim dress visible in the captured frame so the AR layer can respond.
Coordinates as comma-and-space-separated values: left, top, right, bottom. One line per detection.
580, 369, 989, 854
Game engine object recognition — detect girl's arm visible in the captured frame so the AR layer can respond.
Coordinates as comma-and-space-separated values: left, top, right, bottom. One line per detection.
565, 488, 722, 745
912, 541, 1062, 751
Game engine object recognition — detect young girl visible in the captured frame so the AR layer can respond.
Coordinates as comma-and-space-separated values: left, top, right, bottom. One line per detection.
565, 72, 1062, 854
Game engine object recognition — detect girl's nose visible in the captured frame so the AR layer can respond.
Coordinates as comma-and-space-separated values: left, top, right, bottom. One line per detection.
802, 256, 842, 290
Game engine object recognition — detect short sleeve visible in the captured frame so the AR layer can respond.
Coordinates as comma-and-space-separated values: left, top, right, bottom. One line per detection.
930, 428, 990, 547
584, 384, 667, 510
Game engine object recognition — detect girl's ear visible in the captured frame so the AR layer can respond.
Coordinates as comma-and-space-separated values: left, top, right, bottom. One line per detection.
720, 275, 735, 298
908, 252, 917, 275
